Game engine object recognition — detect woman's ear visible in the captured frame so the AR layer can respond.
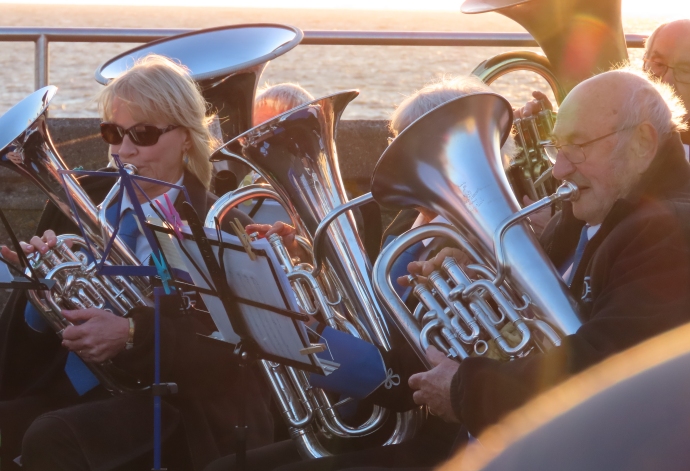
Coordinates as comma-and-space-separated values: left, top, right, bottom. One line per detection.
181, 129, 192, 154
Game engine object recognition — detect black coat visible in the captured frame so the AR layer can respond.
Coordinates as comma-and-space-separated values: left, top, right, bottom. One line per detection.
0, 169, 272, 469
450, 133, 690, 435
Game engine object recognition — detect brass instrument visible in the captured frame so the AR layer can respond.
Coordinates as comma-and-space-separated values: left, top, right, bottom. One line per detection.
0, 86, 152, 394
95, 24, 303, 194
506, 103, 558, 203
467, 0, 628, 204
205, 91, 422, 458
465, 0, 628, 100
369, 93, 583, 367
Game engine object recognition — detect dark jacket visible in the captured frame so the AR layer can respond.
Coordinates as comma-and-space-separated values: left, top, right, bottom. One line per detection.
0, 169, 271, 469
450, 133, 690, 435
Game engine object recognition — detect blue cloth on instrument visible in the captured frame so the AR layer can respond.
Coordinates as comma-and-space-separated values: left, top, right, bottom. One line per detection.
384, 235, 425, 301
65, 351, 100, 396
23, 301, 101, 396
24, 303, 51, 333
308, 326, 387, 400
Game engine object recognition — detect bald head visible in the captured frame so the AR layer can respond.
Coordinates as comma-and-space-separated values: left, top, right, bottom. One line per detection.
558, 72, 655, 139
644, 20, 690, 112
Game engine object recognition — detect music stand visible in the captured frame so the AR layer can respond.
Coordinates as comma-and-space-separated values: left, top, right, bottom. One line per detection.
147, 203, 334, 469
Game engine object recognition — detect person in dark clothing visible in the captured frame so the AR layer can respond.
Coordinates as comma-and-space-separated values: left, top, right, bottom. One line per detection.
0, 54, 272, 471
407, 68, 690, 451
643, 19, 690, 159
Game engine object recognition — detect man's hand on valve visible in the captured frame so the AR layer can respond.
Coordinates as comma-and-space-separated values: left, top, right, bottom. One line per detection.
408, 346, 460, 423
397, 247, 472, 288
61, 308, 130, 363
245, 221, 309, 262
513, 90, 554, 119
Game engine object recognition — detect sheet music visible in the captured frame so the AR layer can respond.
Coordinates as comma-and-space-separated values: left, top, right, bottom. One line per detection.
152, 221, 319, 370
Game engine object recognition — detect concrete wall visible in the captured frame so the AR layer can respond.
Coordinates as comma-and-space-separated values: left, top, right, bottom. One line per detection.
0, 118, 393, 243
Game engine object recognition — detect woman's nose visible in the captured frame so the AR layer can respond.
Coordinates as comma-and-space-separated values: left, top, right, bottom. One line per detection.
115, 135, 137, 159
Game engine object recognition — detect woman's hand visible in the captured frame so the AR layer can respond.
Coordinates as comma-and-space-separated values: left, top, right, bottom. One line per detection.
61, 308, 130, 363
246, 221, 309, 261
0, 229, 61, 265
397, 247, 472, 288
513, 90, 554, 120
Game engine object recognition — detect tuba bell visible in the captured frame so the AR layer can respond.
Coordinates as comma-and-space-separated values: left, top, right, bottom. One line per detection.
466, 0, 628, 205
95, 24, 304, 194
0, 86, 152, 394
370, 93, 583, 367
465, 0, 628, 100
205, 90, 422, 458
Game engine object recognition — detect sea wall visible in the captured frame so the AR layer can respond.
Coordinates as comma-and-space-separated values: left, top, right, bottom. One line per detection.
0, 118, 393, 243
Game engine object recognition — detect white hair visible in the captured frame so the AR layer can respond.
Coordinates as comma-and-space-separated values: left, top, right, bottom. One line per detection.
390, 75, 517, 158
613, 67, 687, 142
254, 82, 314, 116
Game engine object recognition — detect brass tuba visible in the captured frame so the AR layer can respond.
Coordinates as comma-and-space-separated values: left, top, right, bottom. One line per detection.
94, 24, 304, 194
0, 86, 153, 394
205, 90, 422, 458
465, 0, 628, 101
466, 0, 629, 203
370, 93, 583, 367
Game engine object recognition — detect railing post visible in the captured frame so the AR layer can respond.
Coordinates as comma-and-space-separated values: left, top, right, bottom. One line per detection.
34, 34, 49, 91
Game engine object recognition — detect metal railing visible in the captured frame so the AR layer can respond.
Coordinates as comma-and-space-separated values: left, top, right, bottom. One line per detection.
0, 26, 648, 91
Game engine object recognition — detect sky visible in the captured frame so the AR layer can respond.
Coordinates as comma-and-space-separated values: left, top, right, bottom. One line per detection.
0, 0, 688, 17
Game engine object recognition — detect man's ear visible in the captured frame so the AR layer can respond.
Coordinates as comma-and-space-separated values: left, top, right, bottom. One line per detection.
631, 122, 658, 172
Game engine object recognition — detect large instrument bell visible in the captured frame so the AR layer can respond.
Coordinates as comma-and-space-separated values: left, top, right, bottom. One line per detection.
213, 90, 392, 350
464, 0, 628, 98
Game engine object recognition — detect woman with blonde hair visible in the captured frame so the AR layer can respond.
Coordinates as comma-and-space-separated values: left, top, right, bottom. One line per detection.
0, 54, 271, 471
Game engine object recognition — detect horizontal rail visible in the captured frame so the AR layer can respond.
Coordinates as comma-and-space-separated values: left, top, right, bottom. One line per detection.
0, 27, 648, 47
0, 26, 648, 95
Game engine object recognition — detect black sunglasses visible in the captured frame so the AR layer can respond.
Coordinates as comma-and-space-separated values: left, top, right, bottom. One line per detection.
100, 122, 179, 147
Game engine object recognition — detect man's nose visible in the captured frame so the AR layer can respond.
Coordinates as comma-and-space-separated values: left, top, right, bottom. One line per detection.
551, 152, 576, 181
661, 67, 676, 86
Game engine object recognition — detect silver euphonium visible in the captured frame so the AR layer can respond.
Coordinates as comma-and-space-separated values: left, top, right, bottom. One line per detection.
370, 93, 584, 368
0, 86, 152, 394
205, 91, 422, 458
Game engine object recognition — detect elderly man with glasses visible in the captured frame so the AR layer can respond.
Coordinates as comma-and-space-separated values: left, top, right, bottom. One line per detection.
403, 68, 690, 455
643, 20, 690, 159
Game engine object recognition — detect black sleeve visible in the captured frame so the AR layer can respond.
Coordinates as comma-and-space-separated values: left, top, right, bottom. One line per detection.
111, 294, 243, 396
451, 206, 690, 435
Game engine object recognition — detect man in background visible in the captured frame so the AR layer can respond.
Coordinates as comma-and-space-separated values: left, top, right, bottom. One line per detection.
643, 20, 690, 159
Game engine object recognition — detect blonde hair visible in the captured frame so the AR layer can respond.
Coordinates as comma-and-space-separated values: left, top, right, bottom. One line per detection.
97, 54, 215, 189
254, 82, 314, 120
391, 76, 517, 158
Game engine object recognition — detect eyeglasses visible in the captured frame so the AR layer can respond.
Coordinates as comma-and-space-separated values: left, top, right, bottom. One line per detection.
643, 59, 690, 84
543, 126, 637, 164
100, 123, 179, 147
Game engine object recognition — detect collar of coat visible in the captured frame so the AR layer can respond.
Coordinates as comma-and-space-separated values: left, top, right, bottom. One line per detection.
544, 132, 690, 272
